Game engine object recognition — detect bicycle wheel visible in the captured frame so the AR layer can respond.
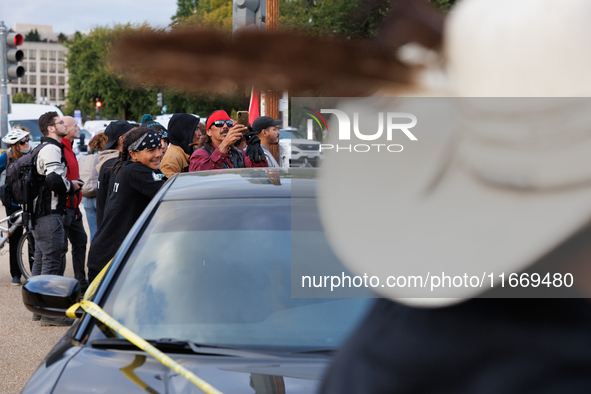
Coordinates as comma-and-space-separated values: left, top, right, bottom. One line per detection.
17, 230, 35, 280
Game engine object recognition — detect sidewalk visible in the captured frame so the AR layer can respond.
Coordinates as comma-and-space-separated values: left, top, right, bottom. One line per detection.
0, 208, 90, 394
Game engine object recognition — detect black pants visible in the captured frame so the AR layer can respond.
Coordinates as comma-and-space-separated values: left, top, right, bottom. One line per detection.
87, 267, 100, 285
63, 207, 88, 286
5, 206, 22, 278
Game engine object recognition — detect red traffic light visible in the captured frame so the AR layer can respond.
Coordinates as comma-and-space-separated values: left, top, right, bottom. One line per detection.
6, 33, 23, 47
95, 101, 102, 108
13, 34, 24, 46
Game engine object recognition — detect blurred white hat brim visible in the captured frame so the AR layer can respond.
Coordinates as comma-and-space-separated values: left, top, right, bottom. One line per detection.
318, 0, 591, 307
318, 98, 591, 308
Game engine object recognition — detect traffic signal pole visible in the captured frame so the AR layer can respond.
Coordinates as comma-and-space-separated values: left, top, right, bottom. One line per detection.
0, 21, 9, 148
0, 22, 25, 149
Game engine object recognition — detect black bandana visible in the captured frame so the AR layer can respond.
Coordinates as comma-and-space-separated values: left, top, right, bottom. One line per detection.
128, 130, 161, 152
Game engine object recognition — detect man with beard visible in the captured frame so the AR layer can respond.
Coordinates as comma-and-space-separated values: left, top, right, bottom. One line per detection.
32, 112, 83, 326
252, 116, 282, 167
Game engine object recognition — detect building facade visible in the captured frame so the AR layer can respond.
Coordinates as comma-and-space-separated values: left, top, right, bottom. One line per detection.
7, 24, 69, 108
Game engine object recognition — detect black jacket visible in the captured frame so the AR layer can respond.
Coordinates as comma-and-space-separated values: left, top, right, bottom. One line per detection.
168, 114, 199, 156
96, 157, 117, 229
87, 161, 166, 273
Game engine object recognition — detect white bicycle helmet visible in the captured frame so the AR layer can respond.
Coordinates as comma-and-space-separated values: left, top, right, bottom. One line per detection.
2, 128, 30, 146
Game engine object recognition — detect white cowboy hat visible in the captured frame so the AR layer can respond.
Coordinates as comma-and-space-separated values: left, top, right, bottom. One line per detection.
318, 0, 591, 307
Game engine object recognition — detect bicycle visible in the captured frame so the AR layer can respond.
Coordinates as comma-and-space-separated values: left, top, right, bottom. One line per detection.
0, 209, 35, 280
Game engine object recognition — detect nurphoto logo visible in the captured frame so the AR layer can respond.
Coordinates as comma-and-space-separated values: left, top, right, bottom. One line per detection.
303, 107, 418, 153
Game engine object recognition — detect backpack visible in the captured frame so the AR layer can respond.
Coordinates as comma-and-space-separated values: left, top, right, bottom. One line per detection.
0, 143, 47, 207
78, 153, 99, 198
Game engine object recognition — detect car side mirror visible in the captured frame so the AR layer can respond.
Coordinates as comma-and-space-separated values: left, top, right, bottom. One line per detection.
22, 275, 82, 318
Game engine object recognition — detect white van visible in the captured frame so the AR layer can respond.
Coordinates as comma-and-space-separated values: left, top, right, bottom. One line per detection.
7, 104, 89, 157
7, 104, 64, 144
83, 120, 117, 136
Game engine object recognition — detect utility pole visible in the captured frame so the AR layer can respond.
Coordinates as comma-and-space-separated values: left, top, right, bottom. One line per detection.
266, 0, 280, 163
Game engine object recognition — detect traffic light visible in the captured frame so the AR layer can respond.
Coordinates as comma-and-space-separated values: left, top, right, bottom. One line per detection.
232, 0, 265, 36
157, 92, 163, 107
6, 33, 25, 80
95, 100, 102, 108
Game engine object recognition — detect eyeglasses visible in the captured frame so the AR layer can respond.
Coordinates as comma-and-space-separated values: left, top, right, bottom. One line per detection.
212, 120, 235, 128
51, 120, 65, 126
19, 137, 30, 145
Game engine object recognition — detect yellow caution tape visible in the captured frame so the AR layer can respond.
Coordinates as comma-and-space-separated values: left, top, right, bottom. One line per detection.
83, 259, 112, 301
68, 261, 223, 394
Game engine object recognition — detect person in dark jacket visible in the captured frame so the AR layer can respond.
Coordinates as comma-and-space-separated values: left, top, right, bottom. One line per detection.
87, 127, 166, 283
159, 113, 199, 178
96, 120, 134, 230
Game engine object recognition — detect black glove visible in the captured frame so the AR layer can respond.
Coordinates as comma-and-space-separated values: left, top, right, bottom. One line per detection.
244, 131, 266, 163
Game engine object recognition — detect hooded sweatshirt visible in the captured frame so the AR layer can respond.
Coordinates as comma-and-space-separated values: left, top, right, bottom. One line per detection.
96, 149, 120, 229
160, 114, 199, 177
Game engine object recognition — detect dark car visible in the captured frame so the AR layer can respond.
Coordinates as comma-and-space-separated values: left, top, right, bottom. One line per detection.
21, 168, 372, 393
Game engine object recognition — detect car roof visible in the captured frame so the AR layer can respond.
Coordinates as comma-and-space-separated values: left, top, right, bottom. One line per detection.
162, 168, 317, 201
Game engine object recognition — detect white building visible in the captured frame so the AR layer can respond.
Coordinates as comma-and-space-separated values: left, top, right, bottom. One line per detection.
7, 24, 69, 107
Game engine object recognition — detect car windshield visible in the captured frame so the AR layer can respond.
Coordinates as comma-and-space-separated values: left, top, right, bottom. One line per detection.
280, 129, 306, 140
94, 198, 372, 351
9, 120, 43, 142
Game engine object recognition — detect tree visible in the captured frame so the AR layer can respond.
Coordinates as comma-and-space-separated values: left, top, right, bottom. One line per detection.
25, 29, 41, 42
65, 25, 159, 121
172, 0, 200, 21
171, 0, 232, 31
57, 33, 69, 43
12, 92, 35, 104
64, 24, 248, 122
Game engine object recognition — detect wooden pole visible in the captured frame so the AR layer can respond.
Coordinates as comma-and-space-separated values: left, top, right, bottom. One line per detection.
266, 0, 280, 164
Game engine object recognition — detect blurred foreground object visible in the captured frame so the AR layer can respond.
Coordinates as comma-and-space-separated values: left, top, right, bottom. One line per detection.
111, 0, 445, 96
318, 0, 591, 307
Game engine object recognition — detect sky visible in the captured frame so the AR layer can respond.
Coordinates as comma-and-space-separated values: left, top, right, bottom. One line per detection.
0, 0, 178, 34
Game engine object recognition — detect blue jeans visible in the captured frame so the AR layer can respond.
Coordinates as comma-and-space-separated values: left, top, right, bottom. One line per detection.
84, 197, 97, 241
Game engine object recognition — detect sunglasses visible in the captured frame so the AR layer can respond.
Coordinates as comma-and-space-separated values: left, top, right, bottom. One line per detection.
19, 137, 30, 145
212, 120, 235, 128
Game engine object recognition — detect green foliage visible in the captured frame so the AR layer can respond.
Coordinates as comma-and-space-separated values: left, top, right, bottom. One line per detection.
65, 24, 248, 123
57, 33, 69, 43
279, 0, 390, 38
65, 24, 160, 121
12, 92, 35, 104
172, 0, 200, 21
162, 90, 248, 119
25, 29, 41, 42
170, 0, 232, 31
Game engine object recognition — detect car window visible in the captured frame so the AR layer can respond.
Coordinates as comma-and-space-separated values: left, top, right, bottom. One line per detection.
94, 198, 372, 351
9, 120, 43, 142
